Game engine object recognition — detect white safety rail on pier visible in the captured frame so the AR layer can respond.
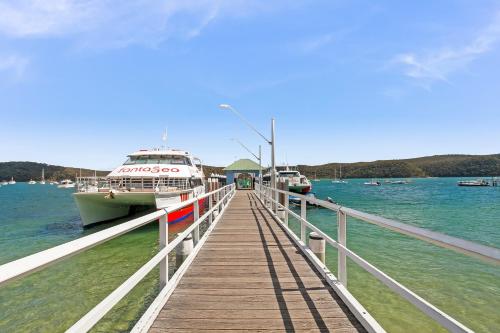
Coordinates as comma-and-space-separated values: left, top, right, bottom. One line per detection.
256, 183, 500, 333
0, 183, 236, 332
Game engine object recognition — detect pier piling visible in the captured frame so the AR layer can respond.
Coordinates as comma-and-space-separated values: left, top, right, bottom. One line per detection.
309, 231, 326, 263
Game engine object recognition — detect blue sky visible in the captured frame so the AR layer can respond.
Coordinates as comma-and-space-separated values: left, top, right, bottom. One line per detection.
0, 0, 499, 170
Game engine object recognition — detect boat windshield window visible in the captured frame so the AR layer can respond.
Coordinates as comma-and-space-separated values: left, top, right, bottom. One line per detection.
279, 171, 299, 177
124, 155, 191, 165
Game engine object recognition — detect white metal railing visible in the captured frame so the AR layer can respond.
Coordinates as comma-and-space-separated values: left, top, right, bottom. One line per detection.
0, 183, 236, 332
256, 183, 500, 333
76, 177, 192, 193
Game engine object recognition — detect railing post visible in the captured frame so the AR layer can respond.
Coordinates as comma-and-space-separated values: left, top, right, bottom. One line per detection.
284, 190, 289, 227
216, 190, 220, 213
208, 193, 213, 225
284, 180, 289, 227
338, 210, 347, 286
193, 200, 200, 245
274, 185, 279, 214
159, 213, 168, 288
300, 197, 306, 243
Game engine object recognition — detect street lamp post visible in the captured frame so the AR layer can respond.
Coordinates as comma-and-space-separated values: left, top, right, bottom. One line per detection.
219, 104, 276, 195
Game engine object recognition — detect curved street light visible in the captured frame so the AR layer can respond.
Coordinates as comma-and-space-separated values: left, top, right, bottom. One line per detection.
219, 104, 276, 192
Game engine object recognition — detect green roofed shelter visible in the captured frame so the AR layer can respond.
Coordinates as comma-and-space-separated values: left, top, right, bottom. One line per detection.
224, 159, 261, 189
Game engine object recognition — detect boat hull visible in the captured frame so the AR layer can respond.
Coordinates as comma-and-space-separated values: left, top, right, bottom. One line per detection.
74, 192, 205, 227
288, 185, 311, 194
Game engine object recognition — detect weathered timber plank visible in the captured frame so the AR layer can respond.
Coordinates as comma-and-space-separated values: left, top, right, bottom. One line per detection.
151, 318, 363, 331
148, 191, 365, 333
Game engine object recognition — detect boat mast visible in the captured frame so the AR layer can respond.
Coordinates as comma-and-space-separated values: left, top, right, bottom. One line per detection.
162, 128, 168, 150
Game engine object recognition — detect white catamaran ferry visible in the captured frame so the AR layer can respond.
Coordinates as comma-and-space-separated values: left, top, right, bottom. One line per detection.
74, 148, 205, 227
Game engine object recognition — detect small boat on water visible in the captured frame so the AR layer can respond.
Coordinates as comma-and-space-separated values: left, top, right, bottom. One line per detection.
331, 165, 347, 183
58, 179, 76, 188
8, 177, 16, 185
289, 192, 320, 207
74, 148, 206, 227
50, 180, 59, 185
457, 179, 489, 187
386, 180, 409, 184
364, 179, 381, 186
1, 180, 8, 186
28, 179, 37, 184
312, 172, 320, 182
327, 197, 337, 204
39, 168, 46, 185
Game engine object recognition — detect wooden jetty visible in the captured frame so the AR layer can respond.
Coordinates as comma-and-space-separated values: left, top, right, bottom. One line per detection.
150, 191, 365, 332
1, 182, 498, 332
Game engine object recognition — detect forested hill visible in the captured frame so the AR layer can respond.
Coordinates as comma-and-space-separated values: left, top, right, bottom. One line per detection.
297, 154, 500, 179
0, 161, 224, 182
0, 162, 108, 182
1, 154, 499, 181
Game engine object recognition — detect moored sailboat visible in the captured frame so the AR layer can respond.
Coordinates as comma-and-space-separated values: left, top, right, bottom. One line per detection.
40, 168, 46, 185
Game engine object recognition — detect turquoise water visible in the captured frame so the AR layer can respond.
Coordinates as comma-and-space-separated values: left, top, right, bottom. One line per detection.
288, 178, 500, 333
0, 183, 190, 332
0, 179, 499, 332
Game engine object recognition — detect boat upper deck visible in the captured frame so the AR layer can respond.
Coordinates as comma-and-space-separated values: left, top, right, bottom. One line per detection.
148, 191, 366, 332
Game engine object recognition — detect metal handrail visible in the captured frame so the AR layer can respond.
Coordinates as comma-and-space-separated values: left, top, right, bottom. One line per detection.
255, 183, 493, 333
267, 186, 500, 263
0, 183, 236, 332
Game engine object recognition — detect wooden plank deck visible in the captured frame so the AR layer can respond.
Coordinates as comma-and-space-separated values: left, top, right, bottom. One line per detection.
149, 191, 366, 333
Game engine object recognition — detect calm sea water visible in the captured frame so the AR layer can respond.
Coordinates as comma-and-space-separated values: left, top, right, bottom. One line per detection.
0, 179, 499, 332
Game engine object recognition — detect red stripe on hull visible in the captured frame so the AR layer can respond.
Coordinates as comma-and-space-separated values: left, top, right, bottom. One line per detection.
167, 198, 205, 223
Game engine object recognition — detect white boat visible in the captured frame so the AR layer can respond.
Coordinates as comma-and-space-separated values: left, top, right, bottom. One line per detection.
275, 166, 312, 194
312, 172, 320, 182
73, 148, 206, 227
1, 180, 8, 186
39, 168, 46, 185
58, 179, 76, 188
28, 179, 37, 184
457, 179, 489, 187
8, 177, 16, 185
364, 179, 381, 186
50, 181, 59, 185
331, 165, 347, 184
387, 180, 409, 184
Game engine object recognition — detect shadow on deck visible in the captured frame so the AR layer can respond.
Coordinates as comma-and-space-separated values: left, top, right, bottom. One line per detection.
149, 191, 366, 332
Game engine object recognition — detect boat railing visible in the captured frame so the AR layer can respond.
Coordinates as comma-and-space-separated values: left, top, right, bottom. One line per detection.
255, 183, 500, 333
76, 176, 192, 193
0, 183, 236, 332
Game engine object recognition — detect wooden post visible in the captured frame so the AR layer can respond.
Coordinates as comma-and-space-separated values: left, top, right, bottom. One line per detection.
338, 210, 347, 286
208, 192, 213, 225
193, 200, 200, 246
309, 232, 326, 263
159, 213, 168, 288
300, 197, 306, 243
274, 184, 279, 215
176, 233, 193, 268
277, 181, 286, 220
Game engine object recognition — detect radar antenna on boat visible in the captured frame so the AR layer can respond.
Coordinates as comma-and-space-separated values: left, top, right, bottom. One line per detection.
161, 128, 168, 149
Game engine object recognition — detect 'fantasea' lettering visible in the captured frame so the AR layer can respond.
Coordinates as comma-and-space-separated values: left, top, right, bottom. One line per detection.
117, 167, 180, 173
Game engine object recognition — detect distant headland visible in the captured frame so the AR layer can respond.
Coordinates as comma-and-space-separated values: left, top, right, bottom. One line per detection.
1, 154, 499, 181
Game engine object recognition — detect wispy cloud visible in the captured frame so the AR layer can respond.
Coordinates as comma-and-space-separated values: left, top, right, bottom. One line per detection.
0, 0, 283, 48
299, 33, 335, 53
0, 54, 29, 80
392, 12, 500, 87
